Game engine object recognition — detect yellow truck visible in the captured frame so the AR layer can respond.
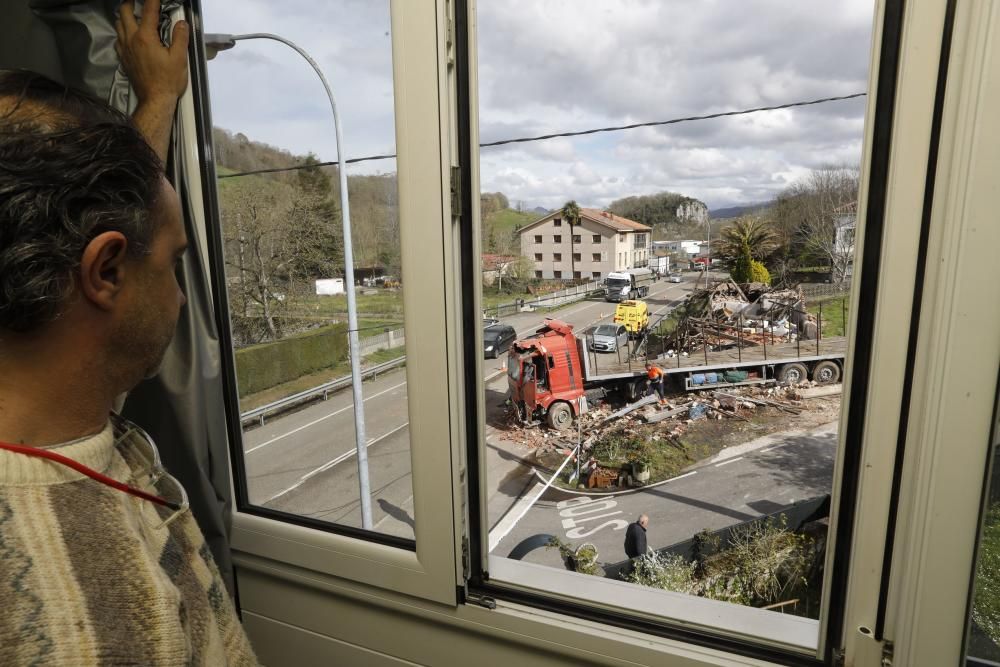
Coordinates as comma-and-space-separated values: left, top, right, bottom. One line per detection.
613, 300, 649, 336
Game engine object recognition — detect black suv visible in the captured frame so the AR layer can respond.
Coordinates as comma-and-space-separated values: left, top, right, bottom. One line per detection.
483, 324, 516, 359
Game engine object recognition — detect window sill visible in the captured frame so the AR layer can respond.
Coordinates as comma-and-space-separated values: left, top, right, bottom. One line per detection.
487, 555, 818, 655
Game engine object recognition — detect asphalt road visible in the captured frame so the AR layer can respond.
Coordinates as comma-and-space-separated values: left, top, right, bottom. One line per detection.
239, 274, 700, 541
489, 421, 839, 568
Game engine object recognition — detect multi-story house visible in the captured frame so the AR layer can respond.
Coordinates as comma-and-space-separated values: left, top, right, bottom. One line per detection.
517, 208, 652, 280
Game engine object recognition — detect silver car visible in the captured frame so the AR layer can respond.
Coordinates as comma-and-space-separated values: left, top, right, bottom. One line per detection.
668, 272, 683, 283
590, 324, 629, 353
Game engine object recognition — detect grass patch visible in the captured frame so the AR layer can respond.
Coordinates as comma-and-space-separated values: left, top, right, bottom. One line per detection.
285, 291, 404, 318
546, 426, 715, 490
363, 347, 406, 365
973, 504, 1000, 648
487, 208, 539, 234
807, 295, 849, 337
238, 346, 405, 413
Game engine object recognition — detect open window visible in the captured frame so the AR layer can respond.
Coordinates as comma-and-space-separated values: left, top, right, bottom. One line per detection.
182, 0, 462, 603
460, 0, 998, 663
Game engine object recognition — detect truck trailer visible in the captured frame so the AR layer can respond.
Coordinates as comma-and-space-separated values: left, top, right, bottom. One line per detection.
604, 267, 654, 302
507, 318, 846, 430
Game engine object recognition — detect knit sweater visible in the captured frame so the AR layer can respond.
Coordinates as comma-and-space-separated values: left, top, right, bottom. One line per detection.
0, 422, 259, 666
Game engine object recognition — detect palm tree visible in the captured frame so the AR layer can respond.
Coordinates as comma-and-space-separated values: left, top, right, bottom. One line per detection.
561, 200, 581, 281
714, 216, 779, 269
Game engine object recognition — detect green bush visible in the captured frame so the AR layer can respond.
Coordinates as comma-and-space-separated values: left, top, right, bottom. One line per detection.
731, 239, 772, 285
235, 323, 348, 397
622, 516, 815, 610
622, 551, 695, 593
973, 505, 1000, 644
748, 259, 771, 284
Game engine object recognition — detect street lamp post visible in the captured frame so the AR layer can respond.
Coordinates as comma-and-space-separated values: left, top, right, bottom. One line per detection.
205, 33, 374, 529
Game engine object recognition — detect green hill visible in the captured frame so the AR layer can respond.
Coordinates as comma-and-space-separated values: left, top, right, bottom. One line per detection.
488, 208, 539, 234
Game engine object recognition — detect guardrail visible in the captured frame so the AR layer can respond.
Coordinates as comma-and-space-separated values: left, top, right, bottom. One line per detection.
240, 355, 407, 427
485, 280, 605, 319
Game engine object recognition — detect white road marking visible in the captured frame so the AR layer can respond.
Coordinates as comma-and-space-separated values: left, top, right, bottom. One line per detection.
715, 457, 744, 467
488, 481, 540, 552
760, 443, 785, 453
246, 381, 408, 454
261, 421, 411, 506
488, 445, 579, 551
667, 471, 697, 482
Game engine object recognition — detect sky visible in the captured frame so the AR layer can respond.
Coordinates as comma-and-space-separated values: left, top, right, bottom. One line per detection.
202, 1, 875, 211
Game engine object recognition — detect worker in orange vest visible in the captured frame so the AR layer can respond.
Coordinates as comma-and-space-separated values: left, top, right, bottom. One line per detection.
645, 362, 666, 404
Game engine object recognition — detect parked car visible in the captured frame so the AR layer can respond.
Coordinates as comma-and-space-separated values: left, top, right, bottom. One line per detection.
668, 272, 683, 283
589, 323, 630, 353
484, 323, 516, 358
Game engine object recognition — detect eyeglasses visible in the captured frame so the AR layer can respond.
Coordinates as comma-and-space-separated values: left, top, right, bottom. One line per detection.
110, 413, 190, 530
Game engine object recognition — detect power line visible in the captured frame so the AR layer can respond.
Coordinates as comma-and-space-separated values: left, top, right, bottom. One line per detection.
216, 92, 866, 180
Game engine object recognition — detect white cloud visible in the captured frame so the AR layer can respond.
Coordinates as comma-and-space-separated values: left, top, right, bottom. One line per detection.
204, 0, 874, 210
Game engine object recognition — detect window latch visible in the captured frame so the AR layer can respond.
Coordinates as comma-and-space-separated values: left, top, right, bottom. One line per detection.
465, 591, 496, 610
450, 165, 462, 218
881, 639, 894, 666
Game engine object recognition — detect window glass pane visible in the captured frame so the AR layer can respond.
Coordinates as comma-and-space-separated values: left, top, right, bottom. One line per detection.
966, 382, 1000, 663
204, 1, 414, 541
478, 0, 873, 644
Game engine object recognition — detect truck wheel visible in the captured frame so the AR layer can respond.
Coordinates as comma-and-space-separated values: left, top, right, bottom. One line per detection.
622, 379, 644, 403
776, 362, 808, 384
546, 402, 574, 431
811, 360, 841, 385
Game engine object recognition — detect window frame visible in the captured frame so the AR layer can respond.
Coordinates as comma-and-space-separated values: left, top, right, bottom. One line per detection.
196, 0, 462, 604
179, 0, 998, 662
457, 0, 980, 663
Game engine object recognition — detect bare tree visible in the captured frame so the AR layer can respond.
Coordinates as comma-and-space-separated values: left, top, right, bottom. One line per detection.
220, 178, 308, 341
781, 165, 860, 287
490, 227, 525, 293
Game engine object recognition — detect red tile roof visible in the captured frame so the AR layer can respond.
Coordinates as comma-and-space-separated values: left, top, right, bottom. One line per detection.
516, 207, 651, 234
579, 208, 651, 232
481, 254, 517, 270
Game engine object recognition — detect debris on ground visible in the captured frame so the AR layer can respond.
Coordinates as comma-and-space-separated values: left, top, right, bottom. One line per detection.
502, 381, 837, 475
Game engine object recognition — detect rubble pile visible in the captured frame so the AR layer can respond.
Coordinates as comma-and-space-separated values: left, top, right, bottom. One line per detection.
506, 382, 827, 455
655, 280, 807, 356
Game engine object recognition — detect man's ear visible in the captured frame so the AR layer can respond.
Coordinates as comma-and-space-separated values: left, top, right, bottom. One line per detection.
79, 231, 130, 311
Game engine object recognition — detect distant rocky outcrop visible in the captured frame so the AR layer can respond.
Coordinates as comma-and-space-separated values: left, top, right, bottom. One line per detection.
608, 191, 709, 238
676, 200, 708, 225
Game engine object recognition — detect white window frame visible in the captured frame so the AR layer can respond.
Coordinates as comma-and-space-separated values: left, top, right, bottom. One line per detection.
463, 0, 1000, 663
225, 0, 461, 605
183, 0, 1000, 663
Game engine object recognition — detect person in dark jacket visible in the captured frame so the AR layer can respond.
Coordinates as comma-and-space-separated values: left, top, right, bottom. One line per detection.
624, 514, 649, 559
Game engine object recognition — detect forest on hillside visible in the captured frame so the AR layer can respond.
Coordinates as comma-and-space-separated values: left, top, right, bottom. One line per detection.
213, 128, 400, 343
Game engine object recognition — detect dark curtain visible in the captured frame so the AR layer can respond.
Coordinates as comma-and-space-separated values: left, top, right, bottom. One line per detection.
5, 0, 236, 594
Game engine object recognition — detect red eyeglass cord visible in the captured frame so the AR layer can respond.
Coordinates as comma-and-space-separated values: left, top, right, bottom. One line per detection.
0, 440, 181, 510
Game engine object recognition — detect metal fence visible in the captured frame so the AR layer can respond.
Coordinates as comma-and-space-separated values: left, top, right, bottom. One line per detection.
359, 327, 406, 355
485, 280, 604, 319
798, 281, 852, 298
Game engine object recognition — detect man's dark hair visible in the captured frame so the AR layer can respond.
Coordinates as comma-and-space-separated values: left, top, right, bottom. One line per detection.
0, 69, 164, 333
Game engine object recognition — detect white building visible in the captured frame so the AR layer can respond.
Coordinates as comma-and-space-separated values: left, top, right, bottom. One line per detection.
517, 208, 652, 280
315, 278, 345, 295
654, 239, 704, 257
